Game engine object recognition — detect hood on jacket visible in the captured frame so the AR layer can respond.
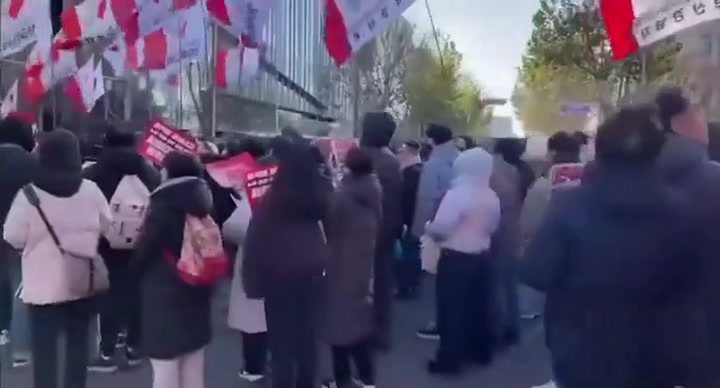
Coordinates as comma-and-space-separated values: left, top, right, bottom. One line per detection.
453, 148, 493, 187
34, 129, 83, 198
151, 176, 212, 218
0, 117, 35, 152
90, 147, 157, 199
360, 112, 396, 149
341, 174, 382, 214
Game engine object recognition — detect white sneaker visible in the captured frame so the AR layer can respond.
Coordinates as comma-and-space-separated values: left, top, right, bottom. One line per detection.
532, 381, 557, 388
238, 370, 264, 382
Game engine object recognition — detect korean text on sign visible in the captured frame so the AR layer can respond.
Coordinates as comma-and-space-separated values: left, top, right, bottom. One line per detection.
243, 165, 278, 209
138, 120, 199, 166
634, 1, 720, 47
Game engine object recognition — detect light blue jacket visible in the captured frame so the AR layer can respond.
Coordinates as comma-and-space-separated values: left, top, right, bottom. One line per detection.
411, 142, 459, 237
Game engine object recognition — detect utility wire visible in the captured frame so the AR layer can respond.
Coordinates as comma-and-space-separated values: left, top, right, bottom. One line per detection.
424, 0, 445, 71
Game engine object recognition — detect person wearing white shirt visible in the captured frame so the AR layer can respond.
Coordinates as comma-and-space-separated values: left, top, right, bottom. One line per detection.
424, 148, 501, 376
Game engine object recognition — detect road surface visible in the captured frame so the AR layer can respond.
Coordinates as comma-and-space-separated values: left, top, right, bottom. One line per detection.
6, 282, 553, 387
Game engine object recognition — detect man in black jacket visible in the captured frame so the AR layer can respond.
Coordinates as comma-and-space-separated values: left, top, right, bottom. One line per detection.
84, 125, 160, 372
0, 117, 39, 366
359, 112, 404, 349
396, 141, 423, 300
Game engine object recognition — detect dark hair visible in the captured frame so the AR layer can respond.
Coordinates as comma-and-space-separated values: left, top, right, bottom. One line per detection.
573, 131, 589, 146
264, 142, 328, 219
228, 137, 266, 158
103, 124, 136, 148
345, 147, 374, 176
656, 86, 689, 133
361, 112, 396, 148
596, 104, 666, 165
37, 129, 81, 172
458, 135, 476, 149
404, 140, 421, 151
494, 137, 526, 162
547, 131, 581, 163
0, 117, 35, 152
425, 123, 453, 145
163, 151, 204, 179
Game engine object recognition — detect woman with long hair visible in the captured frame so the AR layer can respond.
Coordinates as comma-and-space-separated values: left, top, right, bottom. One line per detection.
243, 139, 332, 388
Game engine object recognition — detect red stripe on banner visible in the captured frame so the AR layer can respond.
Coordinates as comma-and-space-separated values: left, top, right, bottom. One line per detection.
61, 8, 83, 44
65, 76, 86, 112
8, 0, 24, 19
216, 50, 228, 88
173, 0, 198, 10
206, 0, 231, 25
111, 0, 140, 44
601, 0, 639, 60
143, 30, 168, 70
324, 0, 352, 66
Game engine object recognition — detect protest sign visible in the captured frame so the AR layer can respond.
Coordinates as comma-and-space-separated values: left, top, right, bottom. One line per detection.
138, 120, 199, 165
313, 137, 358, 183
549, 163, 585, 189
243, 164, 278, 209
206, 152, 257, 189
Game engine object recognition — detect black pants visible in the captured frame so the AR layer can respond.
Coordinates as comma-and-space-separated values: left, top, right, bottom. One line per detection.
0, 243, 18, 331
265, 276, 320, 388
373, 237, 395, 347
29, 298, 94, 388
396, 234, 421, 293
435, 250, 494, 366
242, 331, 267, 375
331, 339, 374, 385
99, 257, 140, 356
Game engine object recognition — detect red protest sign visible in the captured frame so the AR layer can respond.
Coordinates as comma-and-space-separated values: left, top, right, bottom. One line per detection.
243, 165, 278, 209
206, 153, 257, 190
549, 163, 585, 189
138, 120, 199, 165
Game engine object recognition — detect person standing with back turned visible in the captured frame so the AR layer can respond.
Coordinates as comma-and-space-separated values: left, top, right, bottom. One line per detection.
84, 124, 160, 372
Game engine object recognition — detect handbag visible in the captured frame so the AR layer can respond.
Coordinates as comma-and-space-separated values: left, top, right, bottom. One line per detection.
22, 185, 109, 298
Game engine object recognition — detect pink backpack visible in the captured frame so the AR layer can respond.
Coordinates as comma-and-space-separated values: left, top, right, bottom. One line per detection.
171, 215, 230, 286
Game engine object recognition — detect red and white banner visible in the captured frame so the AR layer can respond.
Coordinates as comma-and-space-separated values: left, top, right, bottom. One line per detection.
243, 164, 278, 209
216, 43, 260, 88
60, 0, 119, 49
325, 0, 415, 65
24, 41, 79, 103
103, 38, 126, 75
0, 81, 18, 118
137, 0, 199, 38
206, 152, 257, 189
127, 2, 206, 70
206, 0, 274, 44
600, 0, 709, 60
138, 120, 199, 165
1, 0, 52, 58
67, 56, 105, 113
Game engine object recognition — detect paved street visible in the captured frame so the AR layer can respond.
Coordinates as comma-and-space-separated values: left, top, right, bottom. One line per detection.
6, 282, 552, 388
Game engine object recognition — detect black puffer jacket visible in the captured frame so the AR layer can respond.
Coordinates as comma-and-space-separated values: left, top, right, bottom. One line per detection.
134, 177, 214, 359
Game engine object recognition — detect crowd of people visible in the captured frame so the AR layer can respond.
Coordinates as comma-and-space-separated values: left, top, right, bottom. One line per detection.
1, 85, 719, 388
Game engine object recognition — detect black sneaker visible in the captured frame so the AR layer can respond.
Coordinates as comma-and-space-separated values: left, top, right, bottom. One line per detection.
12, 355, 30, 368
238, 370, 264, 382
416, 323, 440, 340
126, 347, 143, 367
87, 354, 118, 373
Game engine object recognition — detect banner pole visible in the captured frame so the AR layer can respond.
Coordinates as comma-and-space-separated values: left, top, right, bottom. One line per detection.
209, 22, 218, 138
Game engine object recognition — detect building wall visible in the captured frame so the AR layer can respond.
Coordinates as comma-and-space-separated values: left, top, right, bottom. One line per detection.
230, 0, 354, 121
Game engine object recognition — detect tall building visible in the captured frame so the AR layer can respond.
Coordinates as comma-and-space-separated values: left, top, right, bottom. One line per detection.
217, 0, 354, 134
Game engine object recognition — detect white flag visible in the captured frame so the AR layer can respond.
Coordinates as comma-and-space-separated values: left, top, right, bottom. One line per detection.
103, 39, 126, 75
0, 81, 18, 118
1, 0, 52, 58
67, 56, 104, 113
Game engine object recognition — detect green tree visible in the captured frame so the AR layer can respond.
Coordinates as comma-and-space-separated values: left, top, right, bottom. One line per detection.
515, 0, 680, 133
405, 34, 491, 135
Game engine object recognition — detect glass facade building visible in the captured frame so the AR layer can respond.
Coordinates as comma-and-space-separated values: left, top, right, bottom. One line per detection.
231, 0, 354, 121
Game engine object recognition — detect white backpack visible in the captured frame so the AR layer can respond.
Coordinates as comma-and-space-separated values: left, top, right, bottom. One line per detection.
105, 175, 151, 249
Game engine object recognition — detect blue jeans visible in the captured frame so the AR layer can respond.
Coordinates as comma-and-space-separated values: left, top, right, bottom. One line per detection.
396, 234, 421, 292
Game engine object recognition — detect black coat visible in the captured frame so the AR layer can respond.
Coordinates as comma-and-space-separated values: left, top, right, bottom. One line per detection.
401, 163, 421, 230
134, 177, 214, 360
83, 147, 160, 260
